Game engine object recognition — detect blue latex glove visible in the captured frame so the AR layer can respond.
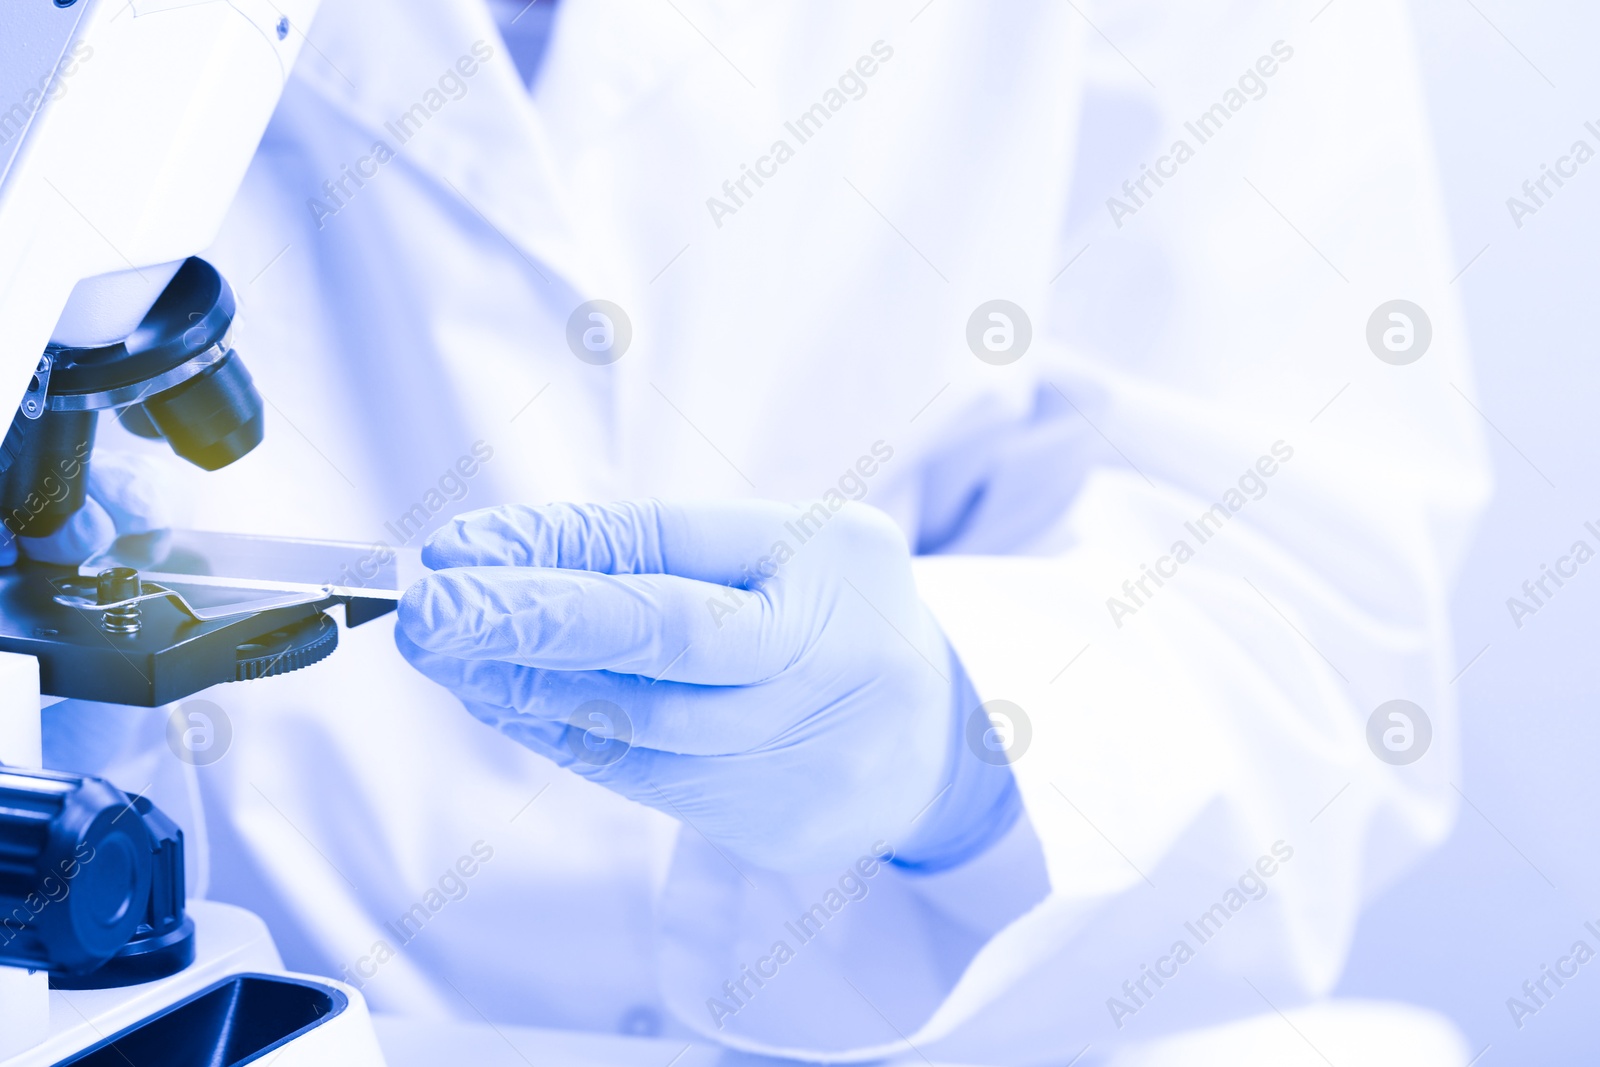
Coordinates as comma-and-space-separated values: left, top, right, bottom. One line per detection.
0, 451, 174, 566
396, 499, 1021, 873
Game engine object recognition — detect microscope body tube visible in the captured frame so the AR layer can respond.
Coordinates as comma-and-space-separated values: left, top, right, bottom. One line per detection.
0, 407, 95, 538
0, 257, 264, 537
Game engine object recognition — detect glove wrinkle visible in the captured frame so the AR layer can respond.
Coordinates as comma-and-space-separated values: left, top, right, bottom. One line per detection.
397, 499, 1017, 874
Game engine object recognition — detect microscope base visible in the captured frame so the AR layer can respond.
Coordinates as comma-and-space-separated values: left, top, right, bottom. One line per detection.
1, 901, 387, 1067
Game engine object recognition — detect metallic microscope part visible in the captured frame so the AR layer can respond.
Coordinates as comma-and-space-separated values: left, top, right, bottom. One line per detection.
0, 766, 193, 986
80, 529, 423, 602
95, 565, 142, 633
43, 333, 230, 411
52, 571, 334, 623
0, 526, 404, 705
18, 355, 48, 420
0, 257, 265, 537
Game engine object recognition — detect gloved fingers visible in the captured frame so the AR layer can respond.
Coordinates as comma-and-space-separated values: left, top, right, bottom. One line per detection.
85, 450, 178, 534
436, 692, 577, 756
497, 717, 580, 766
16, 496, 117, 565
397, 565, 787, 684
561, 745, 773, 856
449, 678, 783, 864
469, 702, 639, 779
422, 499, 794, 584
459, 697, 512, 730
450, 702, 587, 769
397, 630, 785, 755
11, 451, 178, 566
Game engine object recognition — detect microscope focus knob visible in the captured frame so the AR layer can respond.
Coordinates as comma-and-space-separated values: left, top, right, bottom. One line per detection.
0, 766, 153, 975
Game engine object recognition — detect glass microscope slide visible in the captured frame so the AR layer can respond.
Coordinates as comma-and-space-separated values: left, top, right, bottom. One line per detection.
78, 529, 426, 600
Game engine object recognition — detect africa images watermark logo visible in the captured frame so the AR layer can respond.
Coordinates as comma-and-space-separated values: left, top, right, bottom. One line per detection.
704, 41, 895, 229
317, 440, 496, 596
336, 840, 495, 990
0, 436, 89, 552
1107, 840, 1295, 1029
563, 699, 632, 767
565, 300, 632, 365
0, 41, 94, 149
1106, 40, 1295, 229
1503, 519, 1600, 630
1105, 441, 1295, 628
965, 700, 1031, 765
1505, 921, 1600, 1032
704, 441, 895, 629
307, 41, 496, 230
1504, 119, 1600, 230
166, 699, 233, 766
1365, 700, 1431, 766
1366, 300, 1431, 365
966, 301, 1032, 365
0, 840, 98, 949
705, 841, 897, 1030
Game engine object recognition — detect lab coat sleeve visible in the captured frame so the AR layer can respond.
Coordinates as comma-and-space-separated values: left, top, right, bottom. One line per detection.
655, 1, 1490, 1058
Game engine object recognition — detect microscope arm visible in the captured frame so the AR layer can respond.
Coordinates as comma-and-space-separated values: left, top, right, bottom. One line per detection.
0, 0, 320, 419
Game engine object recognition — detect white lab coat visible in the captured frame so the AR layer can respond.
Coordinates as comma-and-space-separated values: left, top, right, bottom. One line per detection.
48, 0, 1488, 1061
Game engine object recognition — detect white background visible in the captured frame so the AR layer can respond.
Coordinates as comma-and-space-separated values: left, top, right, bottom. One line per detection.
1337, 2, 1600, 1062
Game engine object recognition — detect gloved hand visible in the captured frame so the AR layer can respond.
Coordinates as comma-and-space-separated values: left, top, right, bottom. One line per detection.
0, 451, 175, 567
396, 499, 1021, 873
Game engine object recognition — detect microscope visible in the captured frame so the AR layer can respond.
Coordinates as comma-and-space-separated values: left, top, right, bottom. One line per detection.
1, 2, 391, 1062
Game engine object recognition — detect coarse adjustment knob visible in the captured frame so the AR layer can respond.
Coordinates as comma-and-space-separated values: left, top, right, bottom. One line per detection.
0, 766, 152, 975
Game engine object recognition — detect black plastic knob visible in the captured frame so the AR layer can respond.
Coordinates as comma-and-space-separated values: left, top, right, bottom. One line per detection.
0, 766, 152, 975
